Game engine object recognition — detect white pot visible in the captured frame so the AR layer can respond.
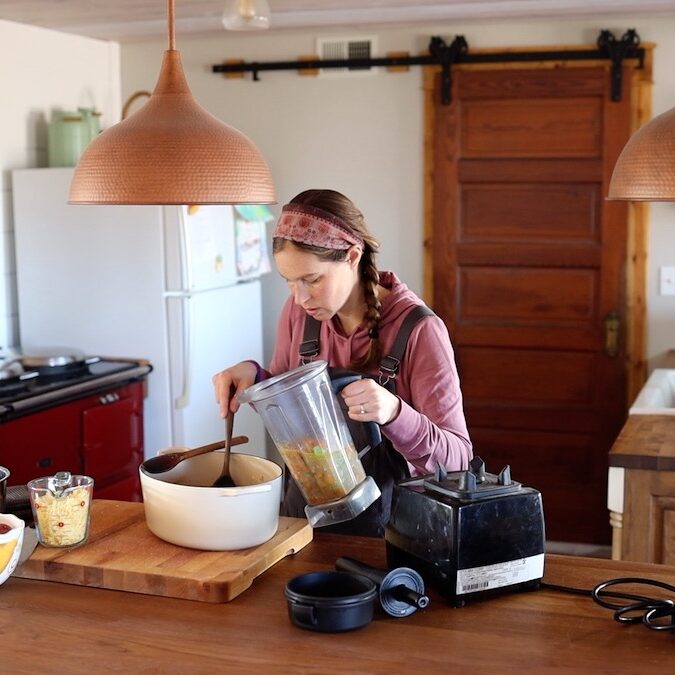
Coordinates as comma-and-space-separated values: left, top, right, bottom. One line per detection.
140, 451, 282, 551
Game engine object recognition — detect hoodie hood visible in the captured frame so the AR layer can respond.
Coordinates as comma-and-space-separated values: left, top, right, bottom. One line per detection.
376, 271, 426, 328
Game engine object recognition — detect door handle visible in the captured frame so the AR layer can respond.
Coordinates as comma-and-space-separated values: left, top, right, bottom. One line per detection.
604, 310, 620, 358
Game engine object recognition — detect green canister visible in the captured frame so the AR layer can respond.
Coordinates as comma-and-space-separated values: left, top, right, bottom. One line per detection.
47, 110, 88, 167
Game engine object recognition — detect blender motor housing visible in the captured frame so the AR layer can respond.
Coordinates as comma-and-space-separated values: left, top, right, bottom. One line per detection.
384, 457, 545, 606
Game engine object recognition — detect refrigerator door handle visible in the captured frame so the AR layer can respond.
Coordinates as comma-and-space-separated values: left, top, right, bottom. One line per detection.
177, 205, 193, 292
175, 295, 192, 409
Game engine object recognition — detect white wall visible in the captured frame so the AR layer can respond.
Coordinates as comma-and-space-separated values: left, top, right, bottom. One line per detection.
121, 14, 675, 375
2, 14, 671, 375
0, 20, 120, 350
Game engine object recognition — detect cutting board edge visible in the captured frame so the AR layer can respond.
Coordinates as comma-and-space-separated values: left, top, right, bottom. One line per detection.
14, 502, 314, 603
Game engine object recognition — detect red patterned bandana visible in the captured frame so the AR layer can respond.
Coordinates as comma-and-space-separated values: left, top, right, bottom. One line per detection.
273, 203, 363, 250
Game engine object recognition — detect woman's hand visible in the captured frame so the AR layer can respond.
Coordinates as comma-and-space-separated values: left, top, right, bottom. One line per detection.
212, 361, 257, 418
340, 378, 401, 426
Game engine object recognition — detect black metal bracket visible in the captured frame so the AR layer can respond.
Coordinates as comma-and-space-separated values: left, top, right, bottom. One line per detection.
597, 29, 643, 102
212, 30, 645, 105
428, 36, 468, 105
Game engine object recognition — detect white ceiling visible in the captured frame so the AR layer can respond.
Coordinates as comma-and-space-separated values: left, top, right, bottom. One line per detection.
0, 0, 672, 42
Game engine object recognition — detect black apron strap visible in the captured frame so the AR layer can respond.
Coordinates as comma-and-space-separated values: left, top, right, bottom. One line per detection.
298, 304, 434, 373
378, 304, 434, 385
299, 315, 321, 362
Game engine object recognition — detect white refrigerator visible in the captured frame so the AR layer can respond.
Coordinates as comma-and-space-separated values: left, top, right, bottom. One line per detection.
11, 167, 269, 458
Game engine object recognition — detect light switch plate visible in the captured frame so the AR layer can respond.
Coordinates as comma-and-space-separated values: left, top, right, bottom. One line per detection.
660, 266, 675, 295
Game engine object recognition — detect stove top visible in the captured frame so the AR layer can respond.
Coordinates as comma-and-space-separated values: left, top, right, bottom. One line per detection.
0, 358, 152, 419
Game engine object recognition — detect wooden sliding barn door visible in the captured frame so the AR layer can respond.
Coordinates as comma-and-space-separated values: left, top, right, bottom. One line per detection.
426, 59, 648, 544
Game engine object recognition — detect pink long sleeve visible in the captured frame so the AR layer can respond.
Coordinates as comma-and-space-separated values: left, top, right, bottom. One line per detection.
380, 315, 472, 475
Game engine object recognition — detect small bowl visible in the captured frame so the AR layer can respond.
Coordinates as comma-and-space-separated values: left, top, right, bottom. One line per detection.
140, 451, 283, 551
285, 571, 377, 632
0, 514, 25, 586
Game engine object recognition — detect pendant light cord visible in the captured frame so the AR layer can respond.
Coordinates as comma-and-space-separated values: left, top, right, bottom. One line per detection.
168, 0, 176, 50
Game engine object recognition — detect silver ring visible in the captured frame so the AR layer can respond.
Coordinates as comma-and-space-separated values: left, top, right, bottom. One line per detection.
360, 404, 365, 414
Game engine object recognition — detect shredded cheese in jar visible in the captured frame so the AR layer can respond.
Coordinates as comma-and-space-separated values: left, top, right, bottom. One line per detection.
33, 487, 91, 546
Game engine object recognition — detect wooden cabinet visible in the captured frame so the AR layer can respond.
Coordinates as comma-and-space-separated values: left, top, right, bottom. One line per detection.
0, 381, 144, 501
608, 414, 675, 564
82, 386, 143, 498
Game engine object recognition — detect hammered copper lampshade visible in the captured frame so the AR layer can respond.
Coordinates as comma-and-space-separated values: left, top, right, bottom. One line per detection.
69, 0, 275, 205
608, 106, 675, 201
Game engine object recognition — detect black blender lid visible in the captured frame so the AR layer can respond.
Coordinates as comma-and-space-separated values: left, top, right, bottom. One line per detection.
423, 456, 522, 500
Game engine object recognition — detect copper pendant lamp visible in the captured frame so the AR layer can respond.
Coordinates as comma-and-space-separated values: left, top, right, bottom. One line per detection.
608, 105, 675, 201
69, 0, 276, 205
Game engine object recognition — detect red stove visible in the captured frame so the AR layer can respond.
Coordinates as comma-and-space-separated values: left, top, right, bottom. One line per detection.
0, 349, 152, 502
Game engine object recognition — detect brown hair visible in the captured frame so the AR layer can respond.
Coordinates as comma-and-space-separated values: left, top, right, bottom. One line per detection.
272, 189, 382, 371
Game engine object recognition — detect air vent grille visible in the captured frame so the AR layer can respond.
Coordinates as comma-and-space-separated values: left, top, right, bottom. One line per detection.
316, 36, 378, 76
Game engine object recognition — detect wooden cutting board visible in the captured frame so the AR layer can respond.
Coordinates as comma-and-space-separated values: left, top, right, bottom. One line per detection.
15, 499, 313, 603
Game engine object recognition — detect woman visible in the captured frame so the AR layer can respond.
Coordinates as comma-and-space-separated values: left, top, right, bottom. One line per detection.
213, 189, 472, 535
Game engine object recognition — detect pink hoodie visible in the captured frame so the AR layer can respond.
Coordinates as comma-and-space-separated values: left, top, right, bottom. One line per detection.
266, 271, 473, 476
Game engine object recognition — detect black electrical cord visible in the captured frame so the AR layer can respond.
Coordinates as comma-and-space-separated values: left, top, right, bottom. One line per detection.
541, 577, 675, 631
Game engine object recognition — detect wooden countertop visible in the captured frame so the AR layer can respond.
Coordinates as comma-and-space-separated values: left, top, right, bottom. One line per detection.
609, 414, 675, 470
3, 532, 674, 672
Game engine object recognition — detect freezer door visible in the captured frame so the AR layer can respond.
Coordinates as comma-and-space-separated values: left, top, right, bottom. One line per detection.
166, 280, 266, 455
164, 205, 239, 293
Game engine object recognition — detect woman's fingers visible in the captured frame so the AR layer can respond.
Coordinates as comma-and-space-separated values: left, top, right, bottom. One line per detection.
212, 361, 258, 417
212, 371, 236, 417
341, 379, 401, 425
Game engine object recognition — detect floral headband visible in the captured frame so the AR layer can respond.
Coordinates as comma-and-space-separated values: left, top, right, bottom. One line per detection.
272, 203, 363, 250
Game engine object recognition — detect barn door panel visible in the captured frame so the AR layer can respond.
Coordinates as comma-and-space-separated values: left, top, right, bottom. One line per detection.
430, 65, 633, 543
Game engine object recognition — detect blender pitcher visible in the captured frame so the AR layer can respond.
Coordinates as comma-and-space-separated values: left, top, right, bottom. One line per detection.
238, 360, 381, 528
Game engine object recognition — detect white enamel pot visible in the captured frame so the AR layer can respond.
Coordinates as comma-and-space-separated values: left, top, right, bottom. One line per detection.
140, 451, 282, 551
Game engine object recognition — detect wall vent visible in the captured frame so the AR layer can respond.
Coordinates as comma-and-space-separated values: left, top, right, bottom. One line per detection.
315, 36, 378, 76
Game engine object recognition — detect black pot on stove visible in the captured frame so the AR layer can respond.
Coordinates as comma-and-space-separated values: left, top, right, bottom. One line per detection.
18, 347, 100, 378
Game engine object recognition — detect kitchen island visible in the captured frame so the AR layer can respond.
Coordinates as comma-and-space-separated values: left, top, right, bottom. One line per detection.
3, 527, 674, 672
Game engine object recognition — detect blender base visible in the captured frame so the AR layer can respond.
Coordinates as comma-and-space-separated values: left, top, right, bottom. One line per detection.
305, 477, 381, 528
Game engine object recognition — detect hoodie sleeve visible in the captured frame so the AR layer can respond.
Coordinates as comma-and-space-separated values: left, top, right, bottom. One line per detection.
381, 315, 473, 475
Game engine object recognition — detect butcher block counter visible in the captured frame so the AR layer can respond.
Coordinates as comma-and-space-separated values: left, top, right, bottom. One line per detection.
608, 413, 675, 564
3, 505, 674, 673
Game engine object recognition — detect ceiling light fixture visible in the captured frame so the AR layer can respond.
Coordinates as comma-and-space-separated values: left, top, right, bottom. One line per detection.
69, 0, 275, 205
608, 106, 675, 201
222, 0, 271, 31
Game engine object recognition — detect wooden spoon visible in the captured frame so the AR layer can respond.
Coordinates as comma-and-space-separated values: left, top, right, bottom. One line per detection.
212, 408, 237, 488
141, 435, 248, 474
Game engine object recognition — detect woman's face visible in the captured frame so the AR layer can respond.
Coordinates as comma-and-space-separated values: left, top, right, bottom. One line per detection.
275, 243, 362, 321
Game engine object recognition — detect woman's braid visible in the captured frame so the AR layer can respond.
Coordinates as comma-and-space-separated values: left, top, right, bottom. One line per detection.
352, 239, 382, 371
